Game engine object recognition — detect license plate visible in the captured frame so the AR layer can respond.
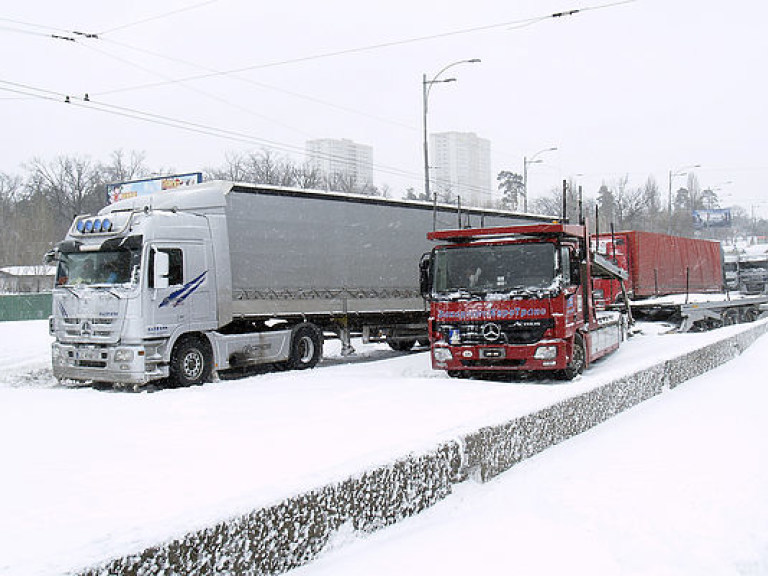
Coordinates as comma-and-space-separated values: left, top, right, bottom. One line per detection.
480, 348, 505, 359
76, 350, 100, 361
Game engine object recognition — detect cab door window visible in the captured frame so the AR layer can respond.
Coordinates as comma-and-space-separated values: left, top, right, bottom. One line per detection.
148, 248, 183, 288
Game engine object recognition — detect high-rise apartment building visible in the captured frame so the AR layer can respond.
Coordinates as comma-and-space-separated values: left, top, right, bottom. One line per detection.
429, 132, 492, 207
305, 138, 373, 192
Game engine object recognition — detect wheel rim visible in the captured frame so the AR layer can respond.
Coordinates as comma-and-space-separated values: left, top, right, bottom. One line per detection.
298, 336, 315, 364
183, 349, 204, 380
573, 339, 585, 373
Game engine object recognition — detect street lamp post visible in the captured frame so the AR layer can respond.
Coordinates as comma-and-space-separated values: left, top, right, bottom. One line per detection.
667, 163, 701, 234
422, 59, 481, 203
523, 147, 557, 212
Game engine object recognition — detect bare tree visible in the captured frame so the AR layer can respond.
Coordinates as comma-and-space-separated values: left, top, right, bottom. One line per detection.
25, 156, 105, 236
641, 176, 663, 232
102, 149, 149, 184
292, 163, 324, 190
0, 172, 24, 266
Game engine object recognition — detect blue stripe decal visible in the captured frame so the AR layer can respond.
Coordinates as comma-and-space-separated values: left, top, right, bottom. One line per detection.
159, 271, 207, 308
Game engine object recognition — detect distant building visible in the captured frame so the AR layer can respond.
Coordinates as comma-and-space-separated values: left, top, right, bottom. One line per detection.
0, 266, 55, 293
430, 132, 492, 207
305, 138, 374, 192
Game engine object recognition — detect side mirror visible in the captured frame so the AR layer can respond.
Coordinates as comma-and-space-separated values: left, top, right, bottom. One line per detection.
571, 256, 582, 285
419, 252, 432, 299
154, 250, 170, 289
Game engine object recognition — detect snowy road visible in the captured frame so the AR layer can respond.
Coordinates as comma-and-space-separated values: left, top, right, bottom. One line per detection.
293, 327, 768, 576
0, 319, 765, 575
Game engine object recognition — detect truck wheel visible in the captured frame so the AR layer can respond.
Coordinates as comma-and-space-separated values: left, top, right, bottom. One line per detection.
287, 324, 322, 370
387, 338, 416, 352
557, 334, 585, 381
721, 309, 740, 326
743, 307, 761, 323
170, 336, 212, 387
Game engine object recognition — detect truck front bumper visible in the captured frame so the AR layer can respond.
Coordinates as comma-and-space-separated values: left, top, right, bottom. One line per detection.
431, 340, 567, 372
51, 342, 168, 386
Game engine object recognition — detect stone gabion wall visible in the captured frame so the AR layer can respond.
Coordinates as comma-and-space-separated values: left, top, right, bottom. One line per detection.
78, 320, 768, 576
78, 442, 464, 576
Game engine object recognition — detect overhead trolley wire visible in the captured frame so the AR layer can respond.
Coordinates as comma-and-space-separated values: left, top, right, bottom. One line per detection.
0, 79, 424, 184
89, 0, 638, 96
98, 0, 222, 35
0, 0, 638, 199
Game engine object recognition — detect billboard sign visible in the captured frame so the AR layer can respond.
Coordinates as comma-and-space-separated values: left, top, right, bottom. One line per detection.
106, 173, 203, 204
693, 208, 732, 228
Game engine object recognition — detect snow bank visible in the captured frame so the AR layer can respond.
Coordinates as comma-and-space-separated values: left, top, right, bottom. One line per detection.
75, 319, 768, 576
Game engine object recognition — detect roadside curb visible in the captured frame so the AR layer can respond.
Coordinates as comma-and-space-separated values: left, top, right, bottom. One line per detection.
78, 319, 768, 576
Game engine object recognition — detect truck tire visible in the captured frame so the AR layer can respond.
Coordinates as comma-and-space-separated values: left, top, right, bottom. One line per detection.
556, 334, 585, 381
287, 323, 322, 370
170, 336, 212, 387
721, 309, 740, 326
743, 307, 761, 323
387, 338, 416, 352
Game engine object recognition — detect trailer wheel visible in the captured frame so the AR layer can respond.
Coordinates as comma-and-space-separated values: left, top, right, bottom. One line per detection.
743, 307, 761, 323
387, 338, 416, 352
287, 324, 322, 370
721, 309, 740, 326
170, 336, 212, 387
557, 334, 585, 381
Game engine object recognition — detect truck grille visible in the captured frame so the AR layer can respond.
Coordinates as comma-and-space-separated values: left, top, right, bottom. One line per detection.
62, 317, 120, 342
437, 319, 554, 345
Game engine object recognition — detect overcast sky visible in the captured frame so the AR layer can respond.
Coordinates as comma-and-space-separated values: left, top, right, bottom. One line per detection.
1, 0, 767, 215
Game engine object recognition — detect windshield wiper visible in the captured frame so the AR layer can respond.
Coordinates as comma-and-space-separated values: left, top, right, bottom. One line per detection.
504, 285, 554, 298
446, 288, 487, 301
62, 285, 81, 299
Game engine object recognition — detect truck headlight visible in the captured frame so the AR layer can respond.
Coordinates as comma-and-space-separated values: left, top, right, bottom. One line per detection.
433, 346, 453, 362
534, 346, 557, 360
114, 349, 134, 362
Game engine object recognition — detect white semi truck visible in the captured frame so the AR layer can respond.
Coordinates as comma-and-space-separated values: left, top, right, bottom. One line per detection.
47, 180, 543, 388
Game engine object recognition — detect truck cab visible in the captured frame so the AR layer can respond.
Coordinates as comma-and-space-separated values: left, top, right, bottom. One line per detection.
48, 205, 219, 387
421, 223, 627, 379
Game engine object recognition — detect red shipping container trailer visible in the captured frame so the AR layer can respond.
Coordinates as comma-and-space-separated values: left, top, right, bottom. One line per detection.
593, 231, 723, 303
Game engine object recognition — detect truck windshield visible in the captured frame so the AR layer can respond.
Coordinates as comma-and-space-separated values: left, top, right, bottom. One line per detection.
56, 248, 140, 287
432, 242, 557, 296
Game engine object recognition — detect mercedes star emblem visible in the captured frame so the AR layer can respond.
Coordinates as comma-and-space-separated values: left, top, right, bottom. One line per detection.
481, 322, 501, 341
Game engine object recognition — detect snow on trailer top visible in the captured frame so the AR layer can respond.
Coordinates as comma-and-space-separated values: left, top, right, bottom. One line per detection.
99, 180, 553, 224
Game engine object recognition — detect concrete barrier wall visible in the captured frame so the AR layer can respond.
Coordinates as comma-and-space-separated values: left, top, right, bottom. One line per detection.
79, 319, 768, 576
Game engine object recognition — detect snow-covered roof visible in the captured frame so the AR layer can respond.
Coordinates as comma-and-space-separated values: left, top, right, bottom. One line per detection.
0, 266, 56, 277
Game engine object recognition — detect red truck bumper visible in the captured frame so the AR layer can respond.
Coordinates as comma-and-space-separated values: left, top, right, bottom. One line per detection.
430, 340, 567, 373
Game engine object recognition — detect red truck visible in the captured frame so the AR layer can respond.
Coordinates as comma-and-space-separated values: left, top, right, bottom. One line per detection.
420, 222, 628, 379
592, 231, 723, 305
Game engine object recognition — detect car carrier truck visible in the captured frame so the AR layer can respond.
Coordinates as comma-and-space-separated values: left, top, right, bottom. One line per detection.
420, 222, 629, 380
47, 180, 543, 388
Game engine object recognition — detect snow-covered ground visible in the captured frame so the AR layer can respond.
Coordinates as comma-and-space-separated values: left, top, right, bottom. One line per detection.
0, 319, 765, 575
292, 329, 768, 576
